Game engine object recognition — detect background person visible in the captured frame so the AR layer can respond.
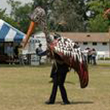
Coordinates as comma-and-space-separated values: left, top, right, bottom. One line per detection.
91, 48, 97, 65
36, 43, 43, 64
14, 45, 19, 63
87, 48, 92, 64
18, 45, 24, 65
6, 43, 14, 65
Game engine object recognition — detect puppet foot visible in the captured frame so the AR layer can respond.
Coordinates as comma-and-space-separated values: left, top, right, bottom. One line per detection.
62, 101, 70, 105
45, 100, 54, 104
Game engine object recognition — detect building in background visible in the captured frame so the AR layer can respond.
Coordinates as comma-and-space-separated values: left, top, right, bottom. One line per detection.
58, 32, 110, 59
28, 32, 110, 59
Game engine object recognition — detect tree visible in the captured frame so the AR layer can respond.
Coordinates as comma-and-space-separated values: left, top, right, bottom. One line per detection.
13, 4, 32, 33
87, 0, 110, 32
32, 0, 89, 32
7, 0, 21, 19
0, 8, 19, 28
50, 0, 89, 32
88, 14, 109, 32
0, 8, 6, 19
7, 0, 32, 33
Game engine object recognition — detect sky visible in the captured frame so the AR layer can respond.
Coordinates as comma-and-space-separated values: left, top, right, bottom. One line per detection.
0, 0, 32, 14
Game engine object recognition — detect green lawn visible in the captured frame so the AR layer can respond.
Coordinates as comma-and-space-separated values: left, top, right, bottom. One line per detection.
0, 64, 110, 110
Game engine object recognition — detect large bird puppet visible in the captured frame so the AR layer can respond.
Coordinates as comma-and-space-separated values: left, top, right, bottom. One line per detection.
23, 6, 89, 88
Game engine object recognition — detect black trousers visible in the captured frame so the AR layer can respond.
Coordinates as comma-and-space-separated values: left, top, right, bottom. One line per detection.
49, 62, 69, 103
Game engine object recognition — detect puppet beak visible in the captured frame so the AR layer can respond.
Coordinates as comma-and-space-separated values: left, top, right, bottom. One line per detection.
23, 21, 36, 47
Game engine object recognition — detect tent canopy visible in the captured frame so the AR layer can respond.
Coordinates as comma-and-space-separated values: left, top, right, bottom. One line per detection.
0, 19, 25, 43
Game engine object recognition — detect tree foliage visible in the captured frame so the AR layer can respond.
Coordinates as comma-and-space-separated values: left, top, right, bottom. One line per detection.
7, 0, 32, 33
1, 0, 110, 32
32, 0, 88, 32
0, 8, 6, 19
52, 0, 88, 31
0, 8, 19, 28
87, 0, 110, 32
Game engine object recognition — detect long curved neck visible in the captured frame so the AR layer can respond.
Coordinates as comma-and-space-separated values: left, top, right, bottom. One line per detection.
40, 18, 53, 44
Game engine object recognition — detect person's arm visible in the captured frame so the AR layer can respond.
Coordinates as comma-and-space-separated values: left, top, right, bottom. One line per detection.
36, 50, 47, 56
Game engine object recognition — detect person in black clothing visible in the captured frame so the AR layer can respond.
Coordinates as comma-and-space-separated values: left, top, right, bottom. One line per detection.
45, 62, 70, 104
35, 39, 70, 104
36, 44, 43, 64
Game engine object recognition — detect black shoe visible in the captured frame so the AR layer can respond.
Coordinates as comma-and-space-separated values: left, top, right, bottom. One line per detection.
45, 101, 54, 104
63, 101, 70, 105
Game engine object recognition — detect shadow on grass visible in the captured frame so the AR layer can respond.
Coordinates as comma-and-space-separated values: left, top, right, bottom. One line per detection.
70, 101, 94, 105
48, 101, 94, 105
54, 101, 94, 105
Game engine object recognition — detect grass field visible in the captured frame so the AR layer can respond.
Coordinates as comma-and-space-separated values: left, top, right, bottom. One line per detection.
0, 63, 110, 110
